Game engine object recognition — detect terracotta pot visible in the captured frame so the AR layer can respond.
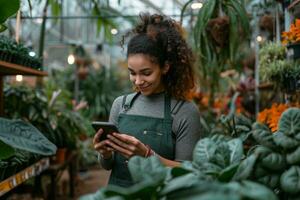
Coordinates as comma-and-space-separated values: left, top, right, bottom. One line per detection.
53, 148, 67, 164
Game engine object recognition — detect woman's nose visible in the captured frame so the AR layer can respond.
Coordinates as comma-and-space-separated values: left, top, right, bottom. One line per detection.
135, 76, 144, 85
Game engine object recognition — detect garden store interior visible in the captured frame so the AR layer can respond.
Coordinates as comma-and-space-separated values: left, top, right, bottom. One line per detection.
1, 0, 300, 199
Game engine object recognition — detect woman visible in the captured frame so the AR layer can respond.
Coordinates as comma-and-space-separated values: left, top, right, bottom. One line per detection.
93, 13, 201, 187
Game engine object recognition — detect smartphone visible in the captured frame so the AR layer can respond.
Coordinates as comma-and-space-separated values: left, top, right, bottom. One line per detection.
92, 121, 119, 142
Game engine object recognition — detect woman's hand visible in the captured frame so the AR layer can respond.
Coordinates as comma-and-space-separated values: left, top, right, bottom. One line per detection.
93, 128, 114, 159
106, 133, 148, 159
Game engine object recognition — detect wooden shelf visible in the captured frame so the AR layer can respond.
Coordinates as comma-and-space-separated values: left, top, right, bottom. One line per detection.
0, 60, 47, 76
0, 157, 50, 197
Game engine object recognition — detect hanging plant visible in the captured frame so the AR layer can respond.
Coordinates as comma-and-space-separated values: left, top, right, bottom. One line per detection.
182, 0, 250, 106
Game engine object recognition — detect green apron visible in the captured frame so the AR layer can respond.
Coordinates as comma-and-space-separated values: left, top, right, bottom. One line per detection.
108, 92, 175, 187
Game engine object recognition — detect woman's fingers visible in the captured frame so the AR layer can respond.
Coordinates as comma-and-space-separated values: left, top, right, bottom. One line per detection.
92, 128, 103, 145
107, 134, 133, 150
106, 140, 132, 158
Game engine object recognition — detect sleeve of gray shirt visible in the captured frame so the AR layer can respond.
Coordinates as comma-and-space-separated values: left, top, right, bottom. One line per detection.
172, 101, 201, 161
98, 96, 123, 170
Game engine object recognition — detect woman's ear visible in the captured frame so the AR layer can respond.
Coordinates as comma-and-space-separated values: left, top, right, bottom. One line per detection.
162, 63, 170, 74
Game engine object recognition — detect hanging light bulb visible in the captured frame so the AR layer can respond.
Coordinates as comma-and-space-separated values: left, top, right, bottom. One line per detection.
256, 36, 263, 43
68, 54, 75, 65
111, 28, 118, 35
16, 75, 23, 82
191, 2, 203, 9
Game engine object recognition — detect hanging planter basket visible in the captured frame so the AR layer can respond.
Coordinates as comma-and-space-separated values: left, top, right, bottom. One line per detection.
287, 43, 300, 60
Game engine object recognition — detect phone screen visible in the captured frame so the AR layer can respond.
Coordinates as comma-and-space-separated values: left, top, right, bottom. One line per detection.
92, 121, 118, 141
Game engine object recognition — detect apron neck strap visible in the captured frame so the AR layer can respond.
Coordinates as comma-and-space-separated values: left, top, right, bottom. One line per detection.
164, 94, 172, 121
123, 92, 140, 111
123, 92, 172, 121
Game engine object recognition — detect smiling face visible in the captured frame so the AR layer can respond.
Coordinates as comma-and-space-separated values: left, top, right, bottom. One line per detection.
128, 54, 168, 96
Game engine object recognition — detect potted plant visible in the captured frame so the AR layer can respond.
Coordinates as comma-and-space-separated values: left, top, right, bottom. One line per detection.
259, 42, 300, 93
282, 19, 300, 60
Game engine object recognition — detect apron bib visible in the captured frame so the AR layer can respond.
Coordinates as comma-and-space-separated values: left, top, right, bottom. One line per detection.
108, 92, 174, 187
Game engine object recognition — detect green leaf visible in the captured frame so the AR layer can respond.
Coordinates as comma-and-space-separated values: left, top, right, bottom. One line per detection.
273, 131, 298, 150
278, 108, 300, 137
286, 146, 300, 165
193, 138, 217, 167
281, 166, 300, 194
260, 152, 286, 171
0, 118, 57, 155
252, 122, 277, 149
218, 163, 239, 182
232, 154, 257, 181
253, 164, 269, 178
0, 140, 15, 159
128, 156, 167, 183
228, 138, 243, 164
227, 181, 278, 200
258, 174, 280, 189
171, 166, 193, 178
0, 0, 20, 23
160, 173, 199, 196
105, 180, 159, 199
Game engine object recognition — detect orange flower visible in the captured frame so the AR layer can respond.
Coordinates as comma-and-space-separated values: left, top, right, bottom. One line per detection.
257, 103, 300, 132
282, 19, 300, 45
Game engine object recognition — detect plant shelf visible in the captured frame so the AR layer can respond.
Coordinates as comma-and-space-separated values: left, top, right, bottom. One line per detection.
0, 157, 49, 197
0, 60, 47, 76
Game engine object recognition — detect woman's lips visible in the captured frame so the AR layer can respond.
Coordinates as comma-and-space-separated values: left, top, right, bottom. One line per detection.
138, 85, 150, 91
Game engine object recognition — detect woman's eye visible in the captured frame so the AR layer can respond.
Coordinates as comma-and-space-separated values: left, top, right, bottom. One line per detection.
143, 72, 152, 76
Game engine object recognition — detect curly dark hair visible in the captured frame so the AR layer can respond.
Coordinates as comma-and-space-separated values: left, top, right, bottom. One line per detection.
122, 13, 196, 100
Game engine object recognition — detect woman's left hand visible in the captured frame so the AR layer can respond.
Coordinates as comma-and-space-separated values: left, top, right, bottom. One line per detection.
106, 133, 148, 159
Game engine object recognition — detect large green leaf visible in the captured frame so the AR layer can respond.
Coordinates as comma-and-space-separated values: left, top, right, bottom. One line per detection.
258, 174, 280, 189
218, 163, 239, 182
0, 0, 20, 23
253, 164, 269, 178
287, 146, 300, 165
226, 181, 278, 200
260, 152, 286, 171
232, 154, 257, 181
193, 138, 217, 167
127, 156, 167, 183
252, 122, 277, 149
0, 140, 15, 160
273, 131, 299, 150
160, 173, 200, 196
278, 108, 300, 137
0, 118, 57, 155
280, 166, 300, 194
228, 138, 243, 164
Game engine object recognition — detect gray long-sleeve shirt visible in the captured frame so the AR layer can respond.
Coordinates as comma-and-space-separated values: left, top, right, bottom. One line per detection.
100, 92, 201, 169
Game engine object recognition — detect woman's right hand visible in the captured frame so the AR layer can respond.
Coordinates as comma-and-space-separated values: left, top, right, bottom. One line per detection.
93, 128, 114, 159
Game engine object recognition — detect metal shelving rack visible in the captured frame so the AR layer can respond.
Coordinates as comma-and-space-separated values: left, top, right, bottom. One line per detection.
0, 60, 49, 197
0, 157, 50, 196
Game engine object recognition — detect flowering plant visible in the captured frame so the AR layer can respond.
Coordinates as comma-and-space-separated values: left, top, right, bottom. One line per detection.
257, 102, 300, 132
282, 19, 300, 45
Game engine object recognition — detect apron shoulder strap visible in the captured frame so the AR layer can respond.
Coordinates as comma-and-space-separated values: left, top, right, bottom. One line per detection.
122, 92, 140, 111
